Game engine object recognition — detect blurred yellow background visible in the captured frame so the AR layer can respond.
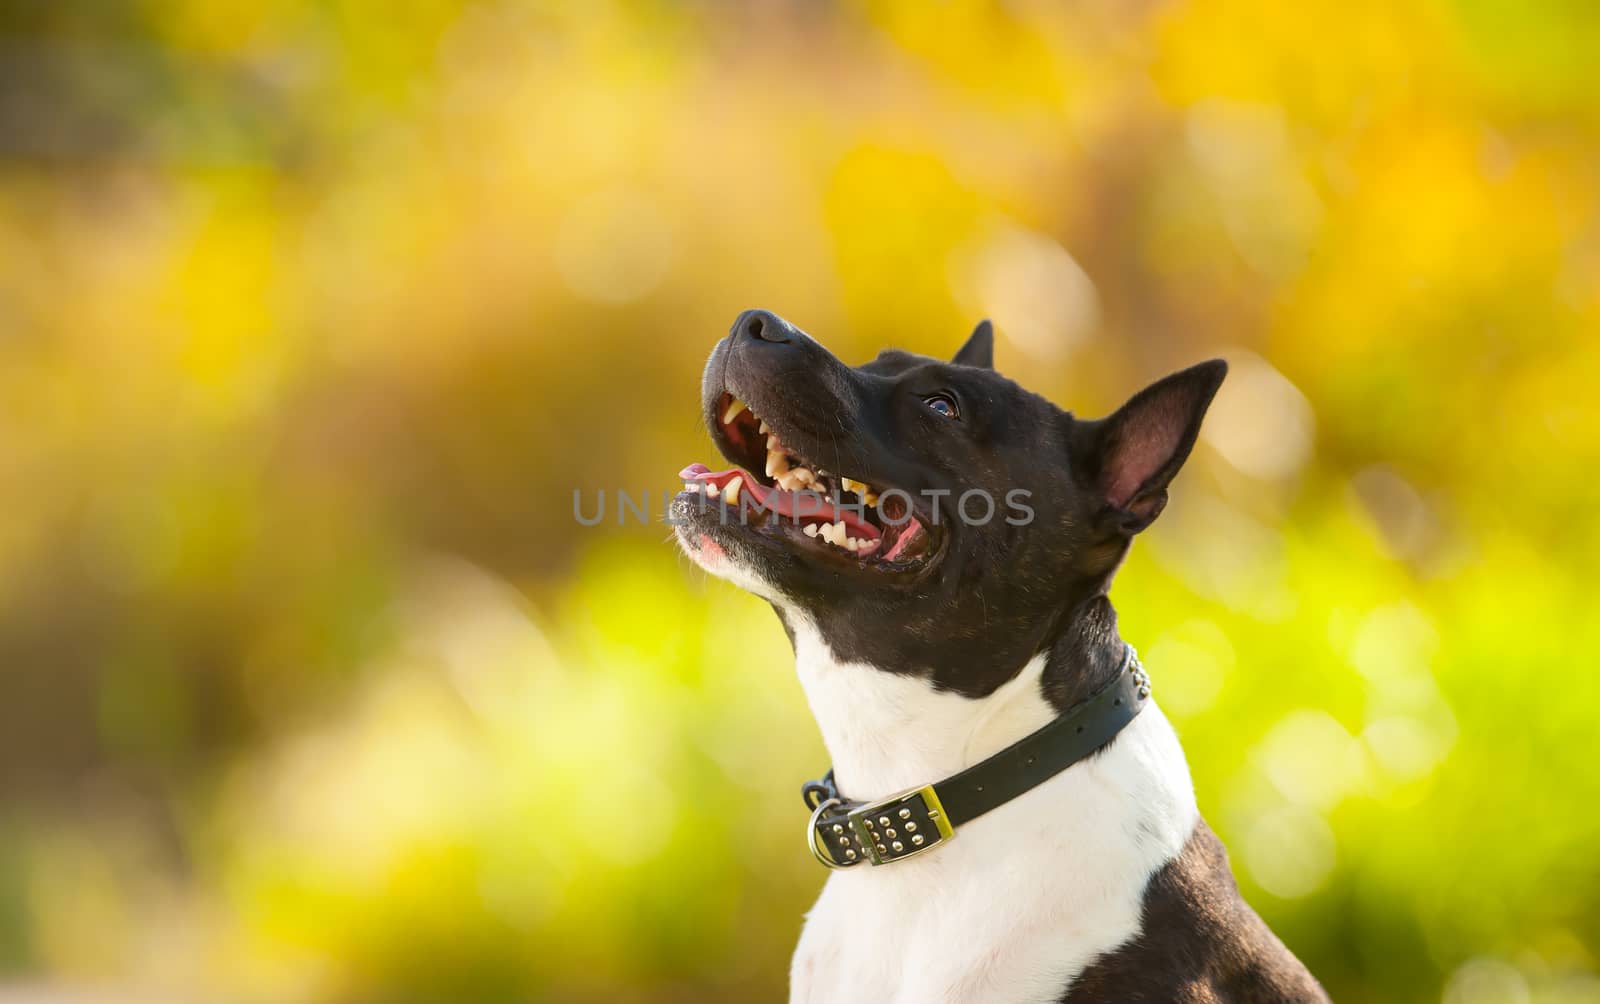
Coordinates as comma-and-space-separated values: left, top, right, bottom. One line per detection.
1, 1, 1598, 1002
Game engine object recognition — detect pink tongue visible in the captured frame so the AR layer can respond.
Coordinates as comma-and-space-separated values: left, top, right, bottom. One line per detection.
678, 464, 744, 488
881, 519, 926, 562
679, 464, 881, 540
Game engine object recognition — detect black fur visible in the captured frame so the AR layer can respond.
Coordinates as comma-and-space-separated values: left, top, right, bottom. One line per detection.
1063, 822, 1330, 1002
952, 318, 995, 369
673, 311, 1328, 1001
675, 309, 1225, 708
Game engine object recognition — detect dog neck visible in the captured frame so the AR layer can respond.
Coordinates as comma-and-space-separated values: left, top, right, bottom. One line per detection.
785, 598, 1136, 802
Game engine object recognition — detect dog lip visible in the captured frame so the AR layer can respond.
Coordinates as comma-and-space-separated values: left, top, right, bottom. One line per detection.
677, 465, 947, 576
681, 464, 883, 542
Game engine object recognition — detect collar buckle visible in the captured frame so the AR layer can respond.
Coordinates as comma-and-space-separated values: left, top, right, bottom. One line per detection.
846, 783, 955, 865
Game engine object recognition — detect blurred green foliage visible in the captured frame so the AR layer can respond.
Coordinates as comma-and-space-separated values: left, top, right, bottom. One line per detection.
1, 1, 1598, 1002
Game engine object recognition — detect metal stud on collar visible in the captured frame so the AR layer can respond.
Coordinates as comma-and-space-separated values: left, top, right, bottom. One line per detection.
800, 646, 1146, 871
807, 798, 852, 870
1128, 645, 1152, 700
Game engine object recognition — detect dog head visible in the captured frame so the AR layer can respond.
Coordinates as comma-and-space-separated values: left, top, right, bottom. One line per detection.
673, 310, 1224, 697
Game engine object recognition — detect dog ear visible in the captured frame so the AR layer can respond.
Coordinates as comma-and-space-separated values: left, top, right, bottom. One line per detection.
952, 320, 994, 369
1076, 360, 1227, 533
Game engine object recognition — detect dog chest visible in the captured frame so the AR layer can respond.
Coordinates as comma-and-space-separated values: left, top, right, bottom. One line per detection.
788, 705, 1201, 1004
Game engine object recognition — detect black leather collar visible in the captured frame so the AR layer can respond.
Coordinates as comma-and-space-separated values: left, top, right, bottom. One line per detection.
802, 647, 1150, 868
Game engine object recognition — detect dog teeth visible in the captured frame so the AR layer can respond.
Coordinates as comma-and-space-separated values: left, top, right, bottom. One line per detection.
730, 399, 884, 535
797, 517, 875, 555
682, 475, 743, 504
841, 476, 879, 505
704, 394, 901, 562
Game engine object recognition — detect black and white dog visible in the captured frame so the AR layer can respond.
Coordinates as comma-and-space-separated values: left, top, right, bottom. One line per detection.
673, 310, 1329, 1003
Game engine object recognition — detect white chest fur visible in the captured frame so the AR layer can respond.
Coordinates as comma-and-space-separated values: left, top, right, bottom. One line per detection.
786, 621, 1199, 1004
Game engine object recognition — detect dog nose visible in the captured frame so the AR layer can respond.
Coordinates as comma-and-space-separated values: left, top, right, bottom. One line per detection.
732, 309, 793, 344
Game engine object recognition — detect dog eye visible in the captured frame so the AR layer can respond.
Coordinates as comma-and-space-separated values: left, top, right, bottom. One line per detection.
924, 393, 960, 420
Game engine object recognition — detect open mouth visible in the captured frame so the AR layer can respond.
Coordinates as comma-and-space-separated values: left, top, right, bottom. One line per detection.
678, 392, 938, 572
